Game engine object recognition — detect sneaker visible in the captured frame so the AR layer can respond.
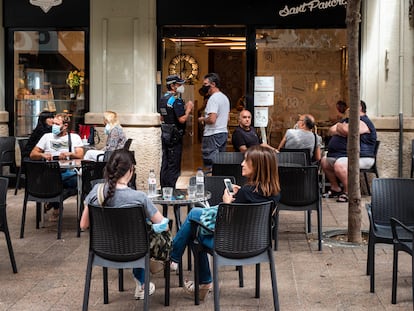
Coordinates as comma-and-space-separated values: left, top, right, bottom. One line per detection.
134, 280, 155, 300
49, 209, 60, 222
170, 261, 178, 272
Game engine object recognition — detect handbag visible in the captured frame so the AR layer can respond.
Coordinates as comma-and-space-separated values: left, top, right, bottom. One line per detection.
148, 226, 172, 261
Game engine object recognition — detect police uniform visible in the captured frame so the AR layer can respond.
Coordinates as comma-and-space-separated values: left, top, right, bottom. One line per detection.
159, 85, 186, 188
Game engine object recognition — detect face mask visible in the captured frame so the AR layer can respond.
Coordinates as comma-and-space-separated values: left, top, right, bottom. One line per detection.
52, 124, 61, 135
104, 124, 111, 135
201, 85, 211, 94
176, 85, 185, 94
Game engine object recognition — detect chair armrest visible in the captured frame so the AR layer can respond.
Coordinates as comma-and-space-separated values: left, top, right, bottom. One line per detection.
390, 217, 414, 242
189, 219, 214, 235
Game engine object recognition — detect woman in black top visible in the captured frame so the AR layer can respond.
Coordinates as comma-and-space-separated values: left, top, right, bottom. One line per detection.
22, 111, 55, 159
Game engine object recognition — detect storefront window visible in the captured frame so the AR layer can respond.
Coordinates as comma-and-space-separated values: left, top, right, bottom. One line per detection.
14, 30, 86, 136
256, 29, 347, 145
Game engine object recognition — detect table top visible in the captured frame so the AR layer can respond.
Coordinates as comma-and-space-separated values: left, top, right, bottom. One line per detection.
150, 190, 211, 205
58, 159, 82, 169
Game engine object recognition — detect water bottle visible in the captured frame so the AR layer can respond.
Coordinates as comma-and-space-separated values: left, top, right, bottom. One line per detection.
196, 168, 204, 198
148, 169, 157, 197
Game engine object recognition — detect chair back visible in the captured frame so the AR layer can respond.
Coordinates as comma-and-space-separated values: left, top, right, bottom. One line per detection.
81, 161, 107, 197
277, 151, 308, 167
279, 148, 311, 165
123, 138, 133, 150
371, 178, 414, 227
212, 152, 246, 185
278, 166, 320, 207
190, 175, 236, 206
0, 137, 16, 166
24, 160, 63, 198
214, 201, 274, 259
88, 204, 149, 262
0, 177, 8, 231
17, 138, 29, 159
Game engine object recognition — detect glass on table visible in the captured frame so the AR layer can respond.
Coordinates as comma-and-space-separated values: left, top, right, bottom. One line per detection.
162, 187, 173, 200
187, 185, 196, 199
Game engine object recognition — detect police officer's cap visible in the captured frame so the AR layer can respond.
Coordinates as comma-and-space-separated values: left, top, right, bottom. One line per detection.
166, 75, 185, 85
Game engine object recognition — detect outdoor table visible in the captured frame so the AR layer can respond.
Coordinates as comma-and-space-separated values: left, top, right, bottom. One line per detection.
150, 190, 211, 287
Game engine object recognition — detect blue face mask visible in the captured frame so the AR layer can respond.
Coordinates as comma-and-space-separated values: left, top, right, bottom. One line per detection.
104, 124, 111, 135
52, 124, 61, 135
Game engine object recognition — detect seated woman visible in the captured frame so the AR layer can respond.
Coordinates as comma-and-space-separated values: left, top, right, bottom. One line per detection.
84, 111, 127, 161
170, 145, 281, 300
80, 149, 167, 300
22, 110, 55, 159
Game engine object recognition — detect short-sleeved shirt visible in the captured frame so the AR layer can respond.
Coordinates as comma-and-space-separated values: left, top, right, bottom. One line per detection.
159, 92, 186, 131
284, 129, 322, 159
36, 132, 83, 157
232, 126, 261, 152
203, 92, 230, 136
84, 183, 158, 218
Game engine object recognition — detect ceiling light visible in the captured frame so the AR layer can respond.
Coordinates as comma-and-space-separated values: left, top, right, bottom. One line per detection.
205, 42, 246, 46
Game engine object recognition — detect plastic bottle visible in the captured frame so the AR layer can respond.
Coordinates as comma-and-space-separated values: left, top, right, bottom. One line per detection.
196, 167, 205, 198
148, 169, 157, 197
82, 135, 88, 145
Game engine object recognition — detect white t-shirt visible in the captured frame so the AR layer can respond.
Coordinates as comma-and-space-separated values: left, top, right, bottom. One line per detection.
203, 91, 230, 136
36, 132, 83, 157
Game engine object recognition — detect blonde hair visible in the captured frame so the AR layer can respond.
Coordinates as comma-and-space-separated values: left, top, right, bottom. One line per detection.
103, 111, 120, 128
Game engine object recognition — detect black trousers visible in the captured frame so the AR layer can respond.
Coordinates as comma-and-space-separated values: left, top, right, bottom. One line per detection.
160, 140, 183, 188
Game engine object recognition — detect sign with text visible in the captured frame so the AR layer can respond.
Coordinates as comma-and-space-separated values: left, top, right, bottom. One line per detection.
254, 107, 269, 127
254, 91, 274, 106
254, 76, 275, 92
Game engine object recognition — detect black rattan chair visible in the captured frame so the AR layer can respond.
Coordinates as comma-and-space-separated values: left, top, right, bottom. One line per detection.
0, 136, 16, 179
390, 217, 414, 307
82, 204, 170, 310
191, 201, 279, 310
361, 140, 380, 195
277, 150, 308, 167
14, 138, 29, 195
0, 177, 17, 273
123, 138, 133, 150
212, 152, 246, 186
279, 148, 311, 165
276, 166, 322, 250
77, 160, 107, 237
20, 160, 66, 239
366, 178, 414, 293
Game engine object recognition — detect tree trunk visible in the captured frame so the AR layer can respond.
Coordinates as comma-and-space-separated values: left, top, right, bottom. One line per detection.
346, 0, 362, 243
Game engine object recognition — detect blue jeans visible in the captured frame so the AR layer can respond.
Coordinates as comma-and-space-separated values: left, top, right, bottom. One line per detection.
201, 132, 228, 168
170, 207, 213, 285
133, 268, 145, 285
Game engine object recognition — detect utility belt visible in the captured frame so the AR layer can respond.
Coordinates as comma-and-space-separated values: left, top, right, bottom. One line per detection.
161, 123, 183, 146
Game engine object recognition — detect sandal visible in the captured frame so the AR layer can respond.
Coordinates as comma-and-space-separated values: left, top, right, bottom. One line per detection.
324, 189, 343, 198
336, 193, 349, 203
183, 280, 212, 301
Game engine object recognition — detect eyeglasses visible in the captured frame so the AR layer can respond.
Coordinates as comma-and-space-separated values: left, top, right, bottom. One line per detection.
298, 119, 305, 122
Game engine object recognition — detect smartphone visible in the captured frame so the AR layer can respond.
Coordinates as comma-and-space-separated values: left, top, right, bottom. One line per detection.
224, 178, 234, 195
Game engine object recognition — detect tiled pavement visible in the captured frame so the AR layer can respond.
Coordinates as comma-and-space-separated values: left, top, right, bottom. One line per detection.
0, 186, 412, 311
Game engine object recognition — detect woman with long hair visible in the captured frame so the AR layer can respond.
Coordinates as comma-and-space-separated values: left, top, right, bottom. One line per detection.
170, 145, 280, 300
80, 149, 167, 300
84, 111, 127, 161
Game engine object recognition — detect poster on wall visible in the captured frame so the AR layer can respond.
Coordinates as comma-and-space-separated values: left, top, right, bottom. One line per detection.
254, 91, 274, 106
254, 76, 274, 92
254, 107, 269, 127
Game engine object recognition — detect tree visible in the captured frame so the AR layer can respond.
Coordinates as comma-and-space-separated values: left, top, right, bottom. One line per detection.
346, 0, 362, 243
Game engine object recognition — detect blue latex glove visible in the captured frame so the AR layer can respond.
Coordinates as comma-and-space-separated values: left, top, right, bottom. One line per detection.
152, 217, 169, 233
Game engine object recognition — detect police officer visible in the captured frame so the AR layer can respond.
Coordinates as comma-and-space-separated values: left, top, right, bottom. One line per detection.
159, 75, 194, 188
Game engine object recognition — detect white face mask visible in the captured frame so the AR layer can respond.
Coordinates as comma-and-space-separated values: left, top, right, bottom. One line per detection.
176, 85, 185, 94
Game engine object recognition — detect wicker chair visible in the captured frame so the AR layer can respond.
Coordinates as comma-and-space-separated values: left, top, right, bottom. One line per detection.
82, 204, 170, 310
275, 165, 322, 250
191, 201, 279, 310
20, 160, 66, 239
277, 150, 308, 167
0, 136, 16, 179
360, 140, 380, 196
0, 177, 17, 273
279, 148, 311, 165
14, 138, 29, 195
366, 178, 414, 293
390, 217, 414, 307
212, 152, 246, 186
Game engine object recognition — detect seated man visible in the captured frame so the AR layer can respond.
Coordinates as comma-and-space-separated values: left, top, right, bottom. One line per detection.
277, 114, 322, 163
30, 112, 84, 220
232, 109, 273, 152
321, 100, 377, 203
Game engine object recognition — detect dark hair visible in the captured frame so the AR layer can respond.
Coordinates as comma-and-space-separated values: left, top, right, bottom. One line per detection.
36, 110, 55, 129
336, 100, 347, 114
55, 112, 71, 125
303, 115, 315, 130
360, 100, 367, 113
204, 72, 221, 88
102, 149, 136, 205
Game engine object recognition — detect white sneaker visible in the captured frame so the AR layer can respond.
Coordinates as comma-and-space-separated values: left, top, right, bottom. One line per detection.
170, 262, 178, 272
134, 280, 155, 300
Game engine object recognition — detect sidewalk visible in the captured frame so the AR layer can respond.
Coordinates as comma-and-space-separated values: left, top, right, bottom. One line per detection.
0, 188, 412, 311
